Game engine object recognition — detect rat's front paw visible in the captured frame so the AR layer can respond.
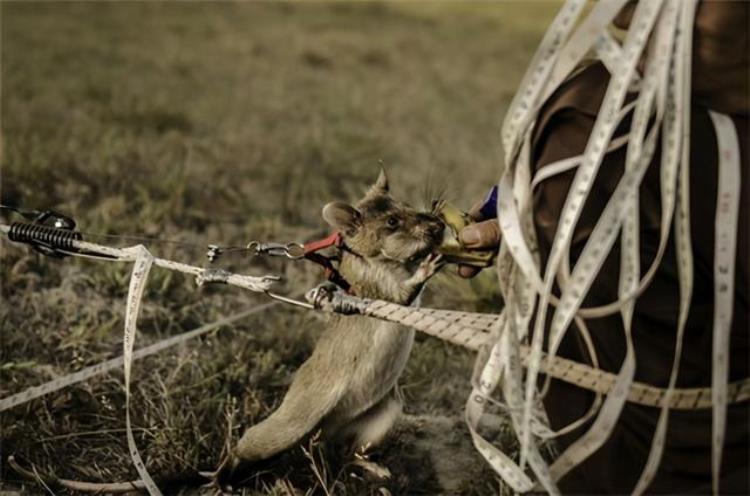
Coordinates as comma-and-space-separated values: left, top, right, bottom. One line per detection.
401, 253, 445, 302
413, 253, 445, 284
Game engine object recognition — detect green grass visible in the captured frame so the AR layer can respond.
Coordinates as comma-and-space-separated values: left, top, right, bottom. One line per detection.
0, 1, 558, 494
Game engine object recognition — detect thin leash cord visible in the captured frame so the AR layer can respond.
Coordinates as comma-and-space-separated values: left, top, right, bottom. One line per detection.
66, 228, 251, 254
0, 203, 261, 251
0, 203, 289, 257
76, 231, 210, 250
0, 203, 40, 221
75, 231, 263, 253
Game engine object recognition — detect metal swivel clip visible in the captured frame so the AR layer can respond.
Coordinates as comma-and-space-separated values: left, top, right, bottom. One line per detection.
246, 241, 306, 259
206, 244, 222, 263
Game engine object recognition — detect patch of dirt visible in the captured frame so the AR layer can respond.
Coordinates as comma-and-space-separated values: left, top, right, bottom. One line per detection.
363, 414, 502, 495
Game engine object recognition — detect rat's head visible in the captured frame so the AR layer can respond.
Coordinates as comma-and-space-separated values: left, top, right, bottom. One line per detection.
322, 169, 444, 265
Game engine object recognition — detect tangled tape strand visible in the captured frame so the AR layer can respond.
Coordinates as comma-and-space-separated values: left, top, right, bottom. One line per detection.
0, 231, 278, 495
479, 0, 744, 493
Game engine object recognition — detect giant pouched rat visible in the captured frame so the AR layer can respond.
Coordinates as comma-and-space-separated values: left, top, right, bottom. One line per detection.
228, 169, 445, 474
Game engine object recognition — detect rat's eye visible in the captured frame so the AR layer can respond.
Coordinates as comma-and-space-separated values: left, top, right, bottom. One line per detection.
387, 216, 400, 228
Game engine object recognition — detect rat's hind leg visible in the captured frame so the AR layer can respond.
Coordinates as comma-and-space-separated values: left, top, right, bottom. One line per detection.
337, 389, 402, 480
341, 388, 402, 453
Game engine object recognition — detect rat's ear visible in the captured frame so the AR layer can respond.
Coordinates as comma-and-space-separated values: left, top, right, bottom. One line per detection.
369, 168, 389, 194
322, 202, 362, 234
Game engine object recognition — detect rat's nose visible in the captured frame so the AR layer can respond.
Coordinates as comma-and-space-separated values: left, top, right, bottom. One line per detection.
430, 218, 445, 237
418, 213, 444, 239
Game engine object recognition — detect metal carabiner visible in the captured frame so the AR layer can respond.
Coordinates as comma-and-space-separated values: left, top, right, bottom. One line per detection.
247, 241, 305, 259
283, 243, 306, 259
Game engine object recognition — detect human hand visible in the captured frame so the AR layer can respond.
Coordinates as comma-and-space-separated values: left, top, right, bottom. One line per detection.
457, 198, 502, 278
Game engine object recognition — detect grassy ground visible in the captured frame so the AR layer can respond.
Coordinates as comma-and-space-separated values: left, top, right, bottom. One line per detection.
0, 2, 557, 494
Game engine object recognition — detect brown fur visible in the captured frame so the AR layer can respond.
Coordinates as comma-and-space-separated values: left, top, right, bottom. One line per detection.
232, 170, 444, 465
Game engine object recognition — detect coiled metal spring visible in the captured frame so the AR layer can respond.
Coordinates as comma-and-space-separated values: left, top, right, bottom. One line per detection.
8, 222, 82, 253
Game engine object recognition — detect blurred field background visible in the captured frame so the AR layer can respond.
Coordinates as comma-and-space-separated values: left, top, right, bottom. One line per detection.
1, 2, 558, 494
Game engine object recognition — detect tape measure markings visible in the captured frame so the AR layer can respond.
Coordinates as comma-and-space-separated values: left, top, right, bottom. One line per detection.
520, 0, 664, 469
503, 0, 588, 161
121, 246, 162, 496
708, 110, 741, 495
631, 1, 689, 491
545, 3, 674, 474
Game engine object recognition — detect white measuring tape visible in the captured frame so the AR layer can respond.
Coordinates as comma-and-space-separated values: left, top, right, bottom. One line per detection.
469, 0, 746, 492
547, 0, 675, 482
466, 315, 537, 494
708, 110, 741, 495
0, 231, 279, 494
521, 0, 663, 475
122, 246, 161, 495
0, 301, 280, 413
631, 0, 691, 491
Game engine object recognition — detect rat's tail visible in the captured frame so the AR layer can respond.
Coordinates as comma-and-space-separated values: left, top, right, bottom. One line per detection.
234, 358, 346, 462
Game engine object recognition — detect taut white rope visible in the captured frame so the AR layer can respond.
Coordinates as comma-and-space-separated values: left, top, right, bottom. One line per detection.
306, 289, 750, 411
0, 223, 279, 294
